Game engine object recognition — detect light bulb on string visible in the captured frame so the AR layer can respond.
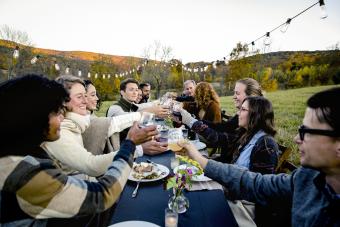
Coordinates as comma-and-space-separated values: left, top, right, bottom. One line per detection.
88, 72, 91, 78
13, 46, 20, 59
65, 65, 70, 74
280, 18, 292, 33
54, 61, 60, 71
251, 41, 256, 54
78, 69, 82, 77
212, 61, 217, 69
319, 0, 327, 19
263, 32, 272, 46
30, 55, 40, 64
223, 57, 228, 64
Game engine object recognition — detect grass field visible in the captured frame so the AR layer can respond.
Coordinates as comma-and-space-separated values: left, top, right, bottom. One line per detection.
96, 85, 339, 165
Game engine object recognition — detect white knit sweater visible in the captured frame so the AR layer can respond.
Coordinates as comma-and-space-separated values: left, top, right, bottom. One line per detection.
41, 111, 141, 177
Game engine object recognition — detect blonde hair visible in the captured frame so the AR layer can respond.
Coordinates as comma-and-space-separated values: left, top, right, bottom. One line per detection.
194, 82, 220, 110
237, 78, 263, 97
55, 75, 85, 93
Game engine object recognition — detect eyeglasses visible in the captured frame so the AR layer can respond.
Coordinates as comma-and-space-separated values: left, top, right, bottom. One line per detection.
298, 125, 340, 141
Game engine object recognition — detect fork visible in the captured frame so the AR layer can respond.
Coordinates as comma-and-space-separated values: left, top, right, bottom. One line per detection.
132, 181, 140, 198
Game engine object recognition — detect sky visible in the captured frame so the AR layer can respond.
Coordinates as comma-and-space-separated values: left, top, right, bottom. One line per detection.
0, 0, 339, 63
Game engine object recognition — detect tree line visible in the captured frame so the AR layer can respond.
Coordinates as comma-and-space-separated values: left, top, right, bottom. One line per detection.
1, 25, 339, 100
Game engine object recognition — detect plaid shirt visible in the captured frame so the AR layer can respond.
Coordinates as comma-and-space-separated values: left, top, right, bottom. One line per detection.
0, 140, 135, 226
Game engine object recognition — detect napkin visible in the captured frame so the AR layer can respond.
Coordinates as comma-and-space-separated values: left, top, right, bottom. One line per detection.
186, 180, 223, 191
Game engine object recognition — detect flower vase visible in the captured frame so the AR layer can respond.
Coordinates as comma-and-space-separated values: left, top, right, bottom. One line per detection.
168, 188, 189, 213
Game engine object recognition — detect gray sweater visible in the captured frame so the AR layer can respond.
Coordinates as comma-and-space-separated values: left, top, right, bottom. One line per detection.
205, 160, 340, 227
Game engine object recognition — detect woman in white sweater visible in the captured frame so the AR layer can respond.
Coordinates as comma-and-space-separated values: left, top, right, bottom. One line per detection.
41, 75, 141, 177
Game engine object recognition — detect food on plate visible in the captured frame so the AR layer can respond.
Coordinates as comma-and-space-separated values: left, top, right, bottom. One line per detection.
133, 162, 153, 173
132, 162, 160, 180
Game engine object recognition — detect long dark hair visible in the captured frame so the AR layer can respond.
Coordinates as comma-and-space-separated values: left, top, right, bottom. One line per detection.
0, 74, 68, 154
84, 79, 102, 111
238, 96, 276, 147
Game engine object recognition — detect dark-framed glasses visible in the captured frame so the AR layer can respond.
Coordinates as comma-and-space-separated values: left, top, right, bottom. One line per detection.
298, 125, 340, 141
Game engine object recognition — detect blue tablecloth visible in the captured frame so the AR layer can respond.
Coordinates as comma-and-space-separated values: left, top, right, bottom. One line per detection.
110, 151, 238, 227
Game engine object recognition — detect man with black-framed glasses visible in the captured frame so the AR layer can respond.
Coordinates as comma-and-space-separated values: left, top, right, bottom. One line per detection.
180, 87, 340, 226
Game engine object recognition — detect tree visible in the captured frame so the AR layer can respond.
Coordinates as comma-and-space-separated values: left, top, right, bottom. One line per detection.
141, 41, 173, 98
229, 42, 249, 60
89, 55, 118, 100
0, 25, 33, 46
0, 25, 35, 80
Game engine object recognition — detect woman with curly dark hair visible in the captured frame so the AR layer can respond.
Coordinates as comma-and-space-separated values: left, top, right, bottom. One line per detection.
194, 82, 222, 123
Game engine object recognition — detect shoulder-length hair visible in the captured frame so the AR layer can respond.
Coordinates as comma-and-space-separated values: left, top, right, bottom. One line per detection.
194, 82, 220, 110
238, 96, 276, 145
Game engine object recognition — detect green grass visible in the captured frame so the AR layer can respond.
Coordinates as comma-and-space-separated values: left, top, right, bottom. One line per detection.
97, 85, 339, 165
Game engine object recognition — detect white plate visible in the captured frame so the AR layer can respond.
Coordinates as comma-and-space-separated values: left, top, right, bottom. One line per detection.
108, 220, 160, 227
173, 164, 211, 182
128, 162, 169, 182
190, 140, 206, 150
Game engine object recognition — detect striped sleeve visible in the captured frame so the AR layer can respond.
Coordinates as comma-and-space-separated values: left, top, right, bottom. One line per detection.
10, 140, 135, 219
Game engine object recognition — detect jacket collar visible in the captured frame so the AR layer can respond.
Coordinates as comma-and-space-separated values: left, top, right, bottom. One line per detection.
117, 97, 139, 112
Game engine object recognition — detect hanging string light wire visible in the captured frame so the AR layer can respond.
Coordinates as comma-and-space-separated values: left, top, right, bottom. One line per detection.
247, 0, 324, 47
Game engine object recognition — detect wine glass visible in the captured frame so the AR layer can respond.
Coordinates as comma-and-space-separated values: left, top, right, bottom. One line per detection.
139, 112, 155, 128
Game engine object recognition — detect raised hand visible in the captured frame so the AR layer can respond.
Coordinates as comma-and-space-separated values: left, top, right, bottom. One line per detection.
142, 139, 168, 155
126, 122, 158, 145
177, 139, 208, 168
179, 108, 196, 127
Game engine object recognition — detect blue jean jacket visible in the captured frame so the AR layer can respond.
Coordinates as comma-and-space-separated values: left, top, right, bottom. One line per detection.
205, 161, 340, 227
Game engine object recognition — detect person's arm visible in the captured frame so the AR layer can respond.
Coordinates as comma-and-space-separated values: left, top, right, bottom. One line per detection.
203, 114, 239, 133
16, 140, 136, 219
175, 95, 195, 102
249, 136, 279, 174
141, 139, 168, 155
180, 108, 236, 148
136, 102, 154, 110
107, 112, 141, 136
204, 160, 293, 206
178, 140, 293, 206
107, 105, 126, 117
43, 129, 115, 177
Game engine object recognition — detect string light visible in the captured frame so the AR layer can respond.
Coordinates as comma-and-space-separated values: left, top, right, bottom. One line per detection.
246, 0, 326, 49
319, 0, 327, 19
12, 1, 326, 81
65, 65, 70, 74
30, 55, 40, 64
54, 61, 60, 71
13, 46, 20, 59
263, 32, 272, 46
280, 18, 292, 33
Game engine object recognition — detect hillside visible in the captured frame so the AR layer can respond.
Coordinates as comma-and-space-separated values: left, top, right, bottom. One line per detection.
0, 39, 141, 66
1, 39, 339, 99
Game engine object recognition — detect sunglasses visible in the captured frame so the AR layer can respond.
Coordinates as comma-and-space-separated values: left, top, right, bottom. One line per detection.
298, 125, 340, 141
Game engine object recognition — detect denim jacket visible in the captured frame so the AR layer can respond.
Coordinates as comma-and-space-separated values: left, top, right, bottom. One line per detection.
205, 161, 340, 227
191, 121, 279, 174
